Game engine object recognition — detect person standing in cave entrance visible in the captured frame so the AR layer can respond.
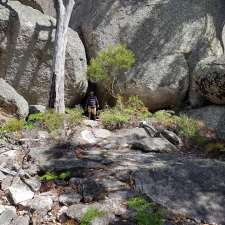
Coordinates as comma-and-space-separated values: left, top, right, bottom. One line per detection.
85, 91, 99, 120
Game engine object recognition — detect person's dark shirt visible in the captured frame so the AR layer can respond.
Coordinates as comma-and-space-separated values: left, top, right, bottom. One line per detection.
86, 96, 99, 107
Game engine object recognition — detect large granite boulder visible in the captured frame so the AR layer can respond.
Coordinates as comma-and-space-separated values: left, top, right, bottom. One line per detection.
0, 78, 28, 118
184, 105, 225, 141
17, 0, 56, 17
133, 155, 225, 225
191, 56, 225, 105
0, 1, 88, 107
70, 0, 224, 110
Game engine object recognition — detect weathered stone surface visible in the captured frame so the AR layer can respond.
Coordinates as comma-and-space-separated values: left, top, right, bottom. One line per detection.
23, 176, 41, 192
0, 205, 17, 225
29, 145, 104, 171
91, 216, 112, 225
80, 130, 98, 144
93, 129, 111, 139
0, 171, 6, 181
133, 155, 225, 225
83, 119, 99, 128
29, 105, 46, 114
80, 179, 105, 203
57, 206, 68, 223
97, 178, 127, 192
80, 128, 112, 144
18, 0, 56, 17
12, 215, 30, 225
59, 192, 82, 206
185, 105, 225, 141
71, 0, 224, 110
0, 1, 87, 107
129, 137, 177, 153
27, 195, 53, 213
0, 78, 28, 118
67, 203, 89, 221
9, 177, 34, 204
1, 176, 13, 191
67, 201, 116, 222
191, 56, 225, 105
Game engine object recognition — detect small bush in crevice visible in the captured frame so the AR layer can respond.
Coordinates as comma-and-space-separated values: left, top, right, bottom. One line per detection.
88, 44, 135, 97
80, 207, 105, 225
100, 95, 150, 130
128, 196, 164, 225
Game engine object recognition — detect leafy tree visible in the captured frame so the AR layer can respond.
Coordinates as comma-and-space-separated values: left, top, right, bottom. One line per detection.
88, 44, 135, 97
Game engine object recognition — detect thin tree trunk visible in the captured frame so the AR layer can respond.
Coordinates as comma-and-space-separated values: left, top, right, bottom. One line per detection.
50, 0, 75, 113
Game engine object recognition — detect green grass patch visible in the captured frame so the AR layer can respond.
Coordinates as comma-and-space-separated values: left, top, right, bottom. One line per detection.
27, 110, 64, 132
65, 108, 83, 126
128, 196, 163, 225
80, 207, 105, 225
151, 110, 207, 145
0, 118, 25, 133
27, 108, 84, 132
100, 96, 150, 130
100, 109, 130, 129
40, 170, 72, 182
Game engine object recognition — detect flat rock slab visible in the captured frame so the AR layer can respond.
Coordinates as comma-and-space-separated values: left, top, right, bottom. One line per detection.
59, 192, 82, 206
0, 205, 16, 225
80, 129, 112, 144
29, 145, 105, 171
21, 195, 53, 214
9, 178, 34, 204
83, 119, 99, 128
129, 137, 177, 153
133, 154, 225, 225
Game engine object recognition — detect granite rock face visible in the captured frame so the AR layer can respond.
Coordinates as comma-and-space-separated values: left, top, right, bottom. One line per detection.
191, 57, 225, 106
0, 1, 88, 107
185, 105, 225, 141
0, 78, 29, 118
70, 0, 225, 110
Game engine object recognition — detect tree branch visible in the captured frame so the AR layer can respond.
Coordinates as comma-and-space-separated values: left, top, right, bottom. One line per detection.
64, 0, 75, 29
57, 0, 64, 10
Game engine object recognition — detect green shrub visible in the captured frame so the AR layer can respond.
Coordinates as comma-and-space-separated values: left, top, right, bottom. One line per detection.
65, 108, 83, 125
88, 44, 135, 97
176, 114, 200, 138
101, 96, 150, 129
28, 109, 83, 132
27, 112, 44, 123
125, 96, 151, 120
0, 118, 25, 132
151, 111, 207, 145
80, 207, 105, 225
152, 110, 178, 128
58, 171, 72, 180
41, 110, 64, 132
100, 109, 130, 130
28, 110, 64, 132
128, 197, 163, 225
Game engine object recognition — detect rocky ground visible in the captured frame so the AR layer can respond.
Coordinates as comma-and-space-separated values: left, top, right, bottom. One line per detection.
0, 119, 225, 225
